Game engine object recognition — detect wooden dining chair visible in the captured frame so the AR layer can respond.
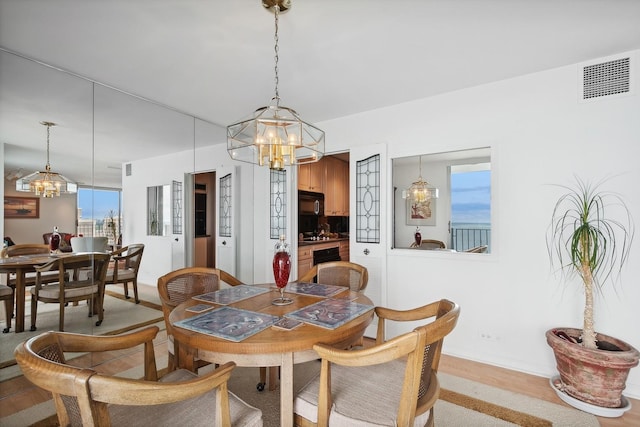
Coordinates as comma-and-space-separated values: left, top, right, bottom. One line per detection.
297, 260, 368, 292
104, 243, 144, 303
294, 299, 460, 427
30, 253, 111, 332
14, 325, 263, 427
157, 267, 274, 392
157, 267, 243, 372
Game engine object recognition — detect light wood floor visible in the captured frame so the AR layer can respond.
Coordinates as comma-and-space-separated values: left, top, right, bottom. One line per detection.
1, 330, 638, 426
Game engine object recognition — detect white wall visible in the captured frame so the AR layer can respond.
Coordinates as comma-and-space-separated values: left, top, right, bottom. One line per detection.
319, 50, 640, 398
120, 49, 640, 398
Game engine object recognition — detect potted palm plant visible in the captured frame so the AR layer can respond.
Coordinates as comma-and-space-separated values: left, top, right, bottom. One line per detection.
546, 177, 639, 411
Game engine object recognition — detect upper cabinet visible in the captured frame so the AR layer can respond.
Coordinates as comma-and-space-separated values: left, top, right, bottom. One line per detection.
298, 161, 325, 192
298, 156, 349, 216
324, 157, 349, 216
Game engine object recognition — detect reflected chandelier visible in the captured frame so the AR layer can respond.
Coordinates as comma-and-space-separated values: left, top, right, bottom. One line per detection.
226, 0, 325, 170
16, 121, 77, 198
406, 155, 438, 204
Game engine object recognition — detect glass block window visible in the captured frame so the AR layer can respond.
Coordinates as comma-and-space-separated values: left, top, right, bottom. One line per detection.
356, 154, 380, 243
172, 180, 182, 234
270, 169, 287, 239
219, 173, 232, 238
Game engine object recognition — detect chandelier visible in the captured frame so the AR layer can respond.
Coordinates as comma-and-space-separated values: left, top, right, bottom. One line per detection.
16, 121, 77, 198
226, 0, 325, 170
406, 155, 438, 204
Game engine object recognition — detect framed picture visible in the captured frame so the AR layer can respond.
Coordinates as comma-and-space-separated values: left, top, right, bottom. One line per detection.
4, 196, 40, 219
406, 197, 436, 226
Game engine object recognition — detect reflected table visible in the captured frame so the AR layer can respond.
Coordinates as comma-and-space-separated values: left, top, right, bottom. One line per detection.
169, 283, 374, 427
0, 253, 72, 333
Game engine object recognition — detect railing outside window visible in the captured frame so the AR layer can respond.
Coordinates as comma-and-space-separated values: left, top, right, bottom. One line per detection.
451, 226, 491, 253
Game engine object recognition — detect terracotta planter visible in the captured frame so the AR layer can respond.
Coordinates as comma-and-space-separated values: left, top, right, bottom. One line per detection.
546, 328, 640, 408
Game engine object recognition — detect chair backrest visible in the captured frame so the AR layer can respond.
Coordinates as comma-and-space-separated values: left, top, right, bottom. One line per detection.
120, 243, 145, 270
14, 326, 241, 427
1, 243, 50, 258
157, 267, 242, 331
300, 260, 368, 292
311, 299, 460, 427
36, 253, 111, 286
465, 245, 488, 253
70, 236, 109, 253
410, 239, 446, 249
375, 299, 460, 418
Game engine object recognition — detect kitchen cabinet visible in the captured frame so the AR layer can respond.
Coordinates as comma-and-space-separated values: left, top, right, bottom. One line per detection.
339, 240, 350, 261
297, 246, 313, 278
298, 161, 324, 192
324, 157, 349, 216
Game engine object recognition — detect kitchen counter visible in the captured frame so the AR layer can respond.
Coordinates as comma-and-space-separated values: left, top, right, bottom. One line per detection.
298, 237, 349, 247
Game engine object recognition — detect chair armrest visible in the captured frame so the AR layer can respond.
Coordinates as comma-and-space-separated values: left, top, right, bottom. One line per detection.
220, 270, 242, 287
57, 326, 159, 353
297, 265, 318, 283
88, 361, 236, 406
314, 331, 419, 367
110, 246, 128, 257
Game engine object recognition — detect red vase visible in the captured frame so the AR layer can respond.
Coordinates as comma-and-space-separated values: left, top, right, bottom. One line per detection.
414, 228, 422, 247
273, 236, 291, 288
50, 227, 60, 252
272, 236, 293, 305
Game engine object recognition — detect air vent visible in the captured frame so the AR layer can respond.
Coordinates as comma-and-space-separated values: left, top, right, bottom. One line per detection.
583, 57, 630, 100
125, 163, 132, 176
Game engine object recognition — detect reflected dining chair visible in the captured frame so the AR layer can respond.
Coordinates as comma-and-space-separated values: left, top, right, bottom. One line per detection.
410, 239, 446, 250
70, 236, 109, 253
30, 253, 111, 332
294, 299, 460, 427
297, 260, 368, 292
15, 325, 263, 427
1, 244, 66, 326
0, 284, 13, 333
465, 245, 488, 253
104, 243, 144, 303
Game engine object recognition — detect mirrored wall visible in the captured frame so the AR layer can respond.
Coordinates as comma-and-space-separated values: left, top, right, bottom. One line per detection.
392, 147, 492, 253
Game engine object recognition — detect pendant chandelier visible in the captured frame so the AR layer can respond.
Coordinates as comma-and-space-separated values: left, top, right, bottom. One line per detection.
16, 121, 77, 198
226, 0, 325, 171
406, 155, 438, 204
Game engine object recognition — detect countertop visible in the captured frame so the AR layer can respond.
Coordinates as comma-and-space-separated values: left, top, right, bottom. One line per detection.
298, 237, 349, 247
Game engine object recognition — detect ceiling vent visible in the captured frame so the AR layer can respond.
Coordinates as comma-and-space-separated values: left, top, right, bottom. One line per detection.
582, 57, 630, 100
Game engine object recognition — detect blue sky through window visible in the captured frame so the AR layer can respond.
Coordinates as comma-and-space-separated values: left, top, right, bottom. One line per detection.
451, 170, 491, 225
77, 188, 121, 221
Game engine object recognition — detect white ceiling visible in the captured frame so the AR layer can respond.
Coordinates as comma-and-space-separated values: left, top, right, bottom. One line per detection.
2, 0, 640, 188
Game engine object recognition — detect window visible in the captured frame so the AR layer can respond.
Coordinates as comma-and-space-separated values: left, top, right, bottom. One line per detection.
450, 164, 491, 252
77, 187, 122, 245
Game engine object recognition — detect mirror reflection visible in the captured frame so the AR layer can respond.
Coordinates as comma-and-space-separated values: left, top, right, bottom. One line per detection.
147, 185, 171, 236
392, 147, 492, 253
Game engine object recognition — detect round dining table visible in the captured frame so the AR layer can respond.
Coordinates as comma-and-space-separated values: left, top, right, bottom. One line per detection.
169, 283, 374, 427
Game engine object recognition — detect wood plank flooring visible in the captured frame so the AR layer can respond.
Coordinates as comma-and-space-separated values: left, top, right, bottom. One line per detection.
1, 330, 638, 426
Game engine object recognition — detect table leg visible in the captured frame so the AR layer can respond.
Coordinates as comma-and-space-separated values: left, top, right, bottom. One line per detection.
280, 352, 294, 427
15, 271, 26, 333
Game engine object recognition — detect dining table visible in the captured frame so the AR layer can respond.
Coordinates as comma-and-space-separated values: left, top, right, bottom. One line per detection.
0, 252, 74, 333
169, 282, 374, 427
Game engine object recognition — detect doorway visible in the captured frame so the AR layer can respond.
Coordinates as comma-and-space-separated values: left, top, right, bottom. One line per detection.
194, 171, 216, 268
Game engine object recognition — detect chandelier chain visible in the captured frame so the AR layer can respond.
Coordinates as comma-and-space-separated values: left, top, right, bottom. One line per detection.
45, 122, 52, 171
273, 4, 280, 105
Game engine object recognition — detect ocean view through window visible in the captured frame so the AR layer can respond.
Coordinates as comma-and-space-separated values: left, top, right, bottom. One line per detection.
450, 167, 491, 252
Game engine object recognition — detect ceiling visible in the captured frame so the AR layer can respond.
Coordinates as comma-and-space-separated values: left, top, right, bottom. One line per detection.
2, 0, 640, 188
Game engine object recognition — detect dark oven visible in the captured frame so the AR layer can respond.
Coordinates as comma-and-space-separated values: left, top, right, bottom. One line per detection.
313, 247, 341, 265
